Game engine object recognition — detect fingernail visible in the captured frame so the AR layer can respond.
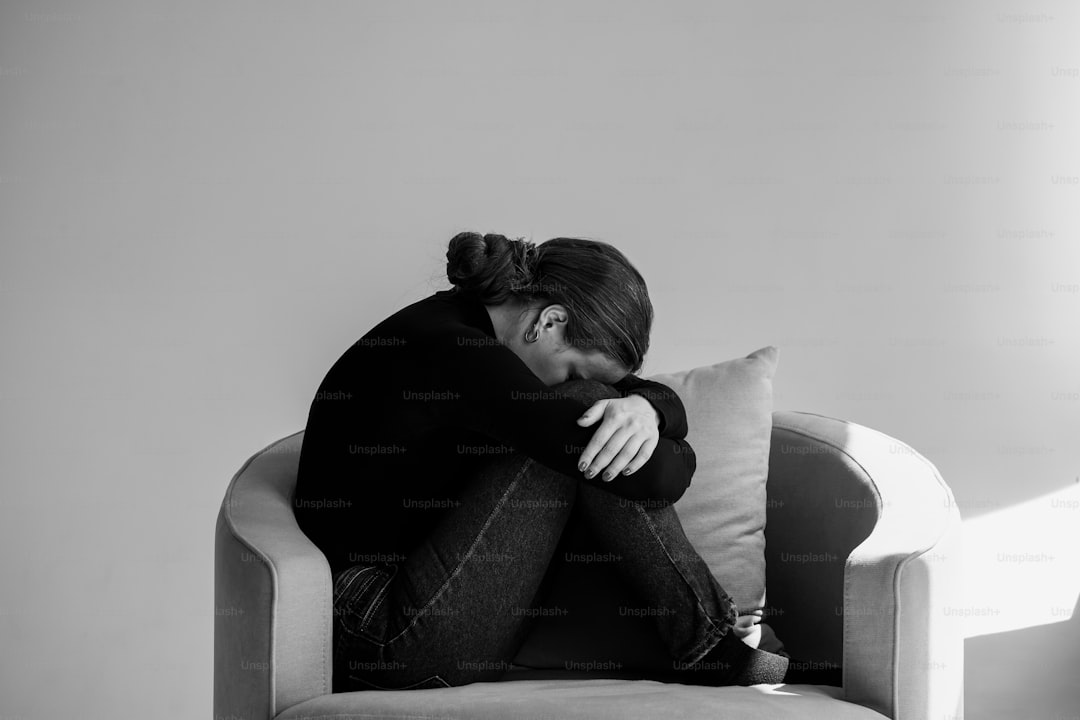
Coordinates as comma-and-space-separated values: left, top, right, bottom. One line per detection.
586, 469, 596, 478
578, 461, 587, 471
602, 471, 612, 481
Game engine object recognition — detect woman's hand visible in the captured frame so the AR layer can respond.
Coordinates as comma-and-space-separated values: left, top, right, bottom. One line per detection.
575, 394, 660, 481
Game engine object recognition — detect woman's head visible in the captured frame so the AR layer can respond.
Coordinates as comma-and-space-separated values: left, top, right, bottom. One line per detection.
445, 231, 654, 385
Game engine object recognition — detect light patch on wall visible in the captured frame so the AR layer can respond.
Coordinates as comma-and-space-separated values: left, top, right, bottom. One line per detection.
960, 482, 1080, 638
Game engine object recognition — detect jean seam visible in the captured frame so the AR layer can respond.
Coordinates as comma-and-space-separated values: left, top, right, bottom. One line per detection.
354, 572, 380, 602
360, 564, 398, 632
681, 622, 726, 668
332, 566, 360, 604
335, 566, 378, 606
633, 503, 729, 665
376, 457, 535, 649
337, 571, 388, 640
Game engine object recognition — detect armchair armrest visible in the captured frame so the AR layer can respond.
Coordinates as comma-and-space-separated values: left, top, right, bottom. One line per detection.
765, 411, 963, 720
214, 431, 332, 720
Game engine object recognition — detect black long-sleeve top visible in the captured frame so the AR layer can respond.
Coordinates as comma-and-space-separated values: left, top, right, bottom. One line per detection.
294, 288, 696, 575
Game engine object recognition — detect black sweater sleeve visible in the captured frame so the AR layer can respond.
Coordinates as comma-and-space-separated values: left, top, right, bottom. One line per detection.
425, 327, 696, 505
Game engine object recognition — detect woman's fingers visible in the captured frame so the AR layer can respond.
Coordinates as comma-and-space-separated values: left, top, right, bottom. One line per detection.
599, 434, 648, 480
575, 396, 661, 479
577, 408, 618, 472
584, 427, 635, 480
620, 435, 658, 476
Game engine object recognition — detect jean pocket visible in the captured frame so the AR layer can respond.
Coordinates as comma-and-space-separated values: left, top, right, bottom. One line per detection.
333, 562, 398, 643
346, 672, 452, 691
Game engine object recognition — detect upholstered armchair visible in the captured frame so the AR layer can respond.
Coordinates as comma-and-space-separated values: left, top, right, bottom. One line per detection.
215, 410, 963, 719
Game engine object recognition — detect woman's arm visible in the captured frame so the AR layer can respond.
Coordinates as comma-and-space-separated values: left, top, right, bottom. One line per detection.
426, 329, 696, 505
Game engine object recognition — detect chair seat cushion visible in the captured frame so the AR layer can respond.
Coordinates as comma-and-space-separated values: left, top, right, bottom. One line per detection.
275, 677, 888, 720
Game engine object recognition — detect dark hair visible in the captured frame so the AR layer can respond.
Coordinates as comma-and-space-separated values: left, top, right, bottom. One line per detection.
445, 231, 653, 373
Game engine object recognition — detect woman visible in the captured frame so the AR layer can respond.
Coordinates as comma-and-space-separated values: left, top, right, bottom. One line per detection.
294, 232, 811, 692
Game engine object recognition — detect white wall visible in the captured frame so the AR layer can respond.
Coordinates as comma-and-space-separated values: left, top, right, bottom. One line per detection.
1, 1, 1077, 718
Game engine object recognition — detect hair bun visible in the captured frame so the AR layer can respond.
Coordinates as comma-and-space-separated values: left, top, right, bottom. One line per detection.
446, 231, 537, 304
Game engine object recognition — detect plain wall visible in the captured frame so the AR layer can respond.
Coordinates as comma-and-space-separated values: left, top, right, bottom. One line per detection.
1, 1, 1077, 718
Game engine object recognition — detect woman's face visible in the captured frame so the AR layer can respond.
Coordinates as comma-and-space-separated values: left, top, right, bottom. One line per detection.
514, 304, 629, 386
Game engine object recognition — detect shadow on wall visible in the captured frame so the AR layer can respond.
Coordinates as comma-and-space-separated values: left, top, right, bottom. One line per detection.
964, 591, 1080, 719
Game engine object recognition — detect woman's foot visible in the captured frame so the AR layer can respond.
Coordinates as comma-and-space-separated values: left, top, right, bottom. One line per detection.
671, 632, 843, 687
775, 647, 843, 685
780, 658, 843, 686
672, 631, 789, 686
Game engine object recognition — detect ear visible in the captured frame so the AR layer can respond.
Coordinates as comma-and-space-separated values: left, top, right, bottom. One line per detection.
537, 304, 569, 331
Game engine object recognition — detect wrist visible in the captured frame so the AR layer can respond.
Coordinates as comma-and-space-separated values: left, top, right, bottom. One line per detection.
628, 393, 660, 427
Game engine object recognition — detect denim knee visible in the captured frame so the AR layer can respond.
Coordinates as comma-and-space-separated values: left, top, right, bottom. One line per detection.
550, 379, 621, 404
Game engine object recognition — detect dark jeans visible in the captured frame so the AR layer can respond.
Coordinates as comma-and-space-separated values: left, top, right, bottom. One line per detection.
332, 380, 740, 692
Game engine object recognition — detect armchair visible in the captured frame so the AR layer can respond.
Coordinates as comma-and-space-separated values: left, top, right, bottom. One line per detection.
214, 410, 963, 719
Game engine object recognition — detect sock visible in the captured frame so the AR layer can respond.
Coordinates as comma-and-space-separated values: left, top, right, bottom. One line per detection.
781, 658, 843, 686
669, 630, 789, 686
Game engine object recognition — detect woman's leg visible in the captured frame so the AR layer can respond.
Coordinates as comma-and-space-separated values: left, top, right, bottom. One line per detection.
553, 379, 789, 686
333, 447, 578, 691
